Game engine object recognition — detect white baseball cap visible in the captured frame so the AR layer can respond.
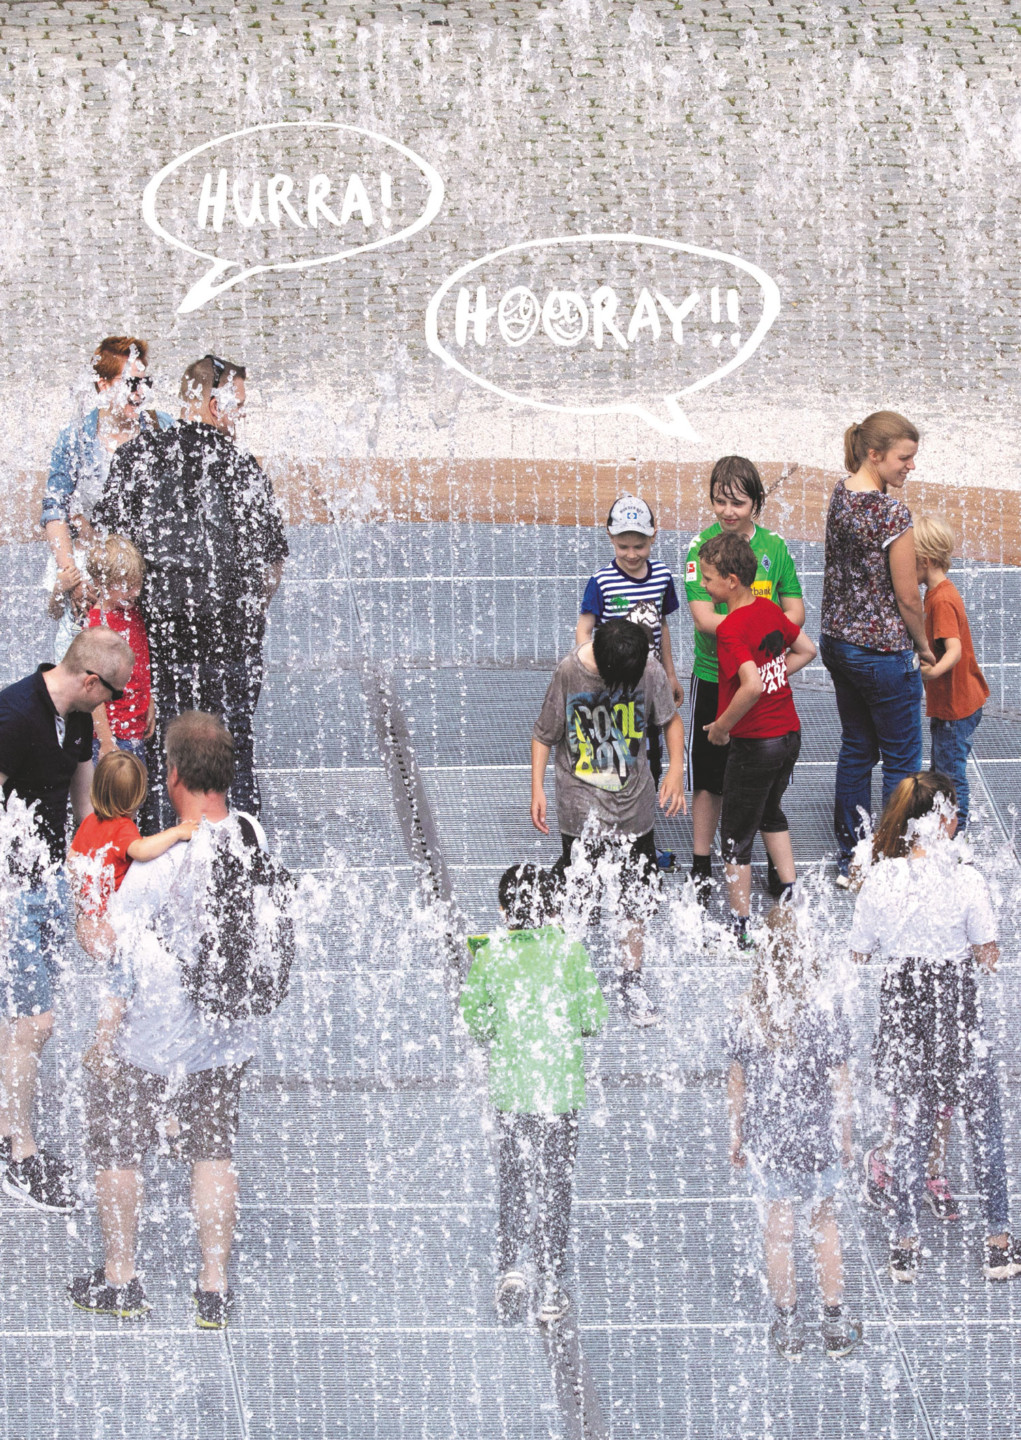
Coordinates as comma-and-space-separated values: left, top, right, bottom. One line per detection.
607, 495, 656, 537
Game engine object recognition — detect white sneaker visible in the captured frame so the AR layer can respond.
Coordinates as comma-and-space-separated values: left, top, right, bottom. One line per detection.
621, 974, 661, 1027
537, 1279, 571, 1323
494, 1270, 527, 1322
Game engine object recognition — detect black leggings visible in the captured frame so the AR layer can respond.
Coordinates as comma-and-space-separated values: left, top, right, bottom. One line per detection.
498, 1111, 579, 1279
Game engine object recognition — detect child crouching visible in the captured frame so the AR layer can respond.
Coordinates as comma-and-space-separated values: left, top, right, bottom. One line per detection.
727, 906, 862, 1360
461, 863, 607, 1325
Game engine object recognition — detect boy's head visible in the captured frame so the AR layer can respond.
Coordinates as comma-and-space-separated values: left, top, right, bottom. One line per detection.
591, 618, 650, 691
709, 456, 765, 528
606, 495, 656, 577
698, 531, 757, 602
913, 513, 954, 576
86, 534, 145, 610
498, 862, 561, 929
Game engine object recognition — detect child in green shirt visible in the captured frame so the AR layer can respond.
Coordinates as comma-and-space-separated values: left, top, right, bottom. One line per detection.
461, 862, 607, 1325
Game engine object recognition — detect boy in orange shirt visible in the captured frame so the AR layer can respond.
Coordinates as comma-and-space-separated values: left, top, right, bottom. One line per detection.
915, 514, 989, 833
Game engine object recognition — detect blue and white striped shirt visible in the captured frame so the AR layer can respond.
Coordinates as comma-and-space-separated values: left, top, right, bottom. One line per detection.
580, 559, 680, 659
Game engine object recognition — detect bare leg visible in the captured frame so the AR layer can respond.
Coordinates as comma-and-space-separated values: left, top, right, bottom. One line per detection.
692, 790, 723, 856
761, 831, 796, 886
763, 1199, 796, 1309
724, 862, 752, 919
96, 1167, 143, 1285
810, 1196, 844, 1308
0, 1013, 54, 1160
929, 1109, 952, 1177
192, 1159, 238, 1293
623, 922, 643, 974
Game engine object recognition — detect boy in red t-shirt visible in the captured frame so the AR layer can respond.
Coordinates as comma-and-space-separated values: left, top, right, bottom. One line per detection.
84, 535, 154, 765
699, 532, 817, 948
915, 514, 989, 833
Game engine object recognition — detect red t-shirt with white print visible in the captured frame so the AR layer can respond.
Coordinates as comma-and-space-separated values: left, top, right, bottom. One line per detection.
715, 597, 802, 739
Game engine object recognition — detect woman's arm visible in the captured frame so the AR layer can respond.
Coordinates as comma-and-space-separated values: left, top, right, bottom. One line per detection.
888, 531, 936, 664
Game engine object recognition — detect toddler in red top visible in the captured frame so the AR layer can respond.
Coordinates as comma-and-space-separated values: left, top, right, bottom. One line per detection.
69, 751, 196, 1069
915, 515, 989, 832
698, 532, 817, 946
84, 535, 154, 764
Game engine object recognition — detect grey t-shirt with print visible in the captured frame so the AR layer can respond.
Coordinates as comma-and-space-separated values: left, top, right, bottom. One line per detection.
533, 647, 676, 839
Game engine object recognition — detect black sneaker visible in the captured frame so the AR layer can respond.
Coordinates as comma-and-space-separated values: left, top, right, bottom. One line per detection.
68, 1267, 151, 1320
889, 1244, 919, 1283
822, 1313, 863, 1358
536, 1279, 571, 1324
728, 916, 756, 953
194, 1286, 235, 1329
656, 850, 676, 873
3, 1151, 78, 1213
620, 972, 661, 1028
494, 1269, 527, 1324
690, 867, 712, 909
769, 1310, 806, 1361
983, 1236, 1021, 1282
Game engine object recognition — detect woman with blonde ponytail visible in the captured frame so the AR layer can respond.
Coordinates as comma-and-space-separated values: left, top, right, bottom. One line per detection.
849, 772, 1019, 1285
819, 412, 936, 883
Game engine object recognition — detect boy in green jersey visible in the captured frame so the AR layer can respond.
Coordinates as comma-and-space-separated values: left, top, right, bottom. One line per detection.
684, 457, 805, 904
461, 863, 607, 1326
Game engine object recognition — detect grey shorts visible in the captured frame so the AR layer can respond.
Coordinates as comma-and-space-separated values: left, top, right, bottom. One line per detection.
85, 1057, 248, 1170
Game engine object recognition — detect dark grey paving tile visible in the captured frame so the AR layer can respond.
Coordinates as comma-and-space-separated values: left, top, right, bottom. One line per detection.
260, 768, 408, 870
257, 669, 379, 770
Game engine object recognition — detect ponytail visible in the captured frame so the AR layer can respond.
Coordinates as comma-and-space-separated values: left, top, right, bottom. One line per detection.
844, 410, 919, 474
872, 771, 957, 862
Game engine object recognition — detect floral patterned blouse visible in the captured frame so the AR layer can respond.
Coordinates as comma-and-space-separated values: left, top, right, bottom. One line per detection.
821, 479, 913, 651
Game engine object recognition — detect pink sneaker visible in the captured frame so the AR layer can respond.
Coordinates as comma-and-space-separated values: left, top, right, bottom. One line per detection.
924, 1174, 961, 1221
861, 1147, 894, 1213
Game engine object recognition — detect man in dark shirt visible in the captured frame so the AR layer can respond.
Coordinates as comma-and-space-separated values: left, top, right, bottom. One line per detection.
0, 626, 133, 1211
94, 355, 288, 830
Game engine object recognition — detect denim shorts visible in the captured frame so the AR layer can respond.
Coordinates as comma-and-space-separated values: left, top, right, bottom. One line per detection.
3, 872, 71, 1018
748, 1155, 842, 1208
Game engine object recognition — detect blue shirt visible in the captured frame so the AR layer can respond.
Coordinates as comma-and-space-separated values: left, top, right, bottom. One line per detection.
42, 407, 174, 528
580, 559, 680, 659
0, 666, 93, 865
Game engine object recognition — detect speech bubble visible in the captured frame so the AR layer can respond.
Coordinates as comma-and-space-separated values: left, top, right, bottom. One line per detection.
142, 121, 444, 314
425, 234, 780, 439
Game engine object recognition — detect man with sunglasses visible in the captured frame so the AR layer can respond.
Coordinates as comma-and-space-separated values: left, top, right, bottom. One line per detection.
0, 626, 134, 1213
42, 338, 172, 660
94, 354, 287, 829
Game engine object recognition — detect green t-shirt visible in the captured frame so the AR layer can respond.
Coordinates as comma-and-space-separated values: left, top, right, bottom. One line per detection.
685, 522, 803, 682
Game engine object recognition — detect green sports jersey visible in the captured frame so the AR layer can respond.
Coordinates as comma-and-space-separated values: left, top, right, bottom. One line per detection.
685, 522, 803, 682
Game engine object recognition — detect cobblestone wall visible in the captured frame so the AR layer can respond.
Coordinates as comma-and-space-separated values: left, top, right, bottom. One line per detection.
0, 1, 1019, 483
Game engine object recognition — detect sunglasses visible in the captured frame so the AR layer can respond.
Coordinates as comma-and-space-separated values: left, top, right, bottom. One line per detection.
87, 672, 125, 703
125, 375, 153, 397
203, 353, 234, 390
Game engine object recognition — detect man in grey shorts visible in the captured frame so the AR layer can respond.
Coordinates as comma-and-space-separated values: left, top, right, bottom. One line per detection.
68, 710, 266, 1328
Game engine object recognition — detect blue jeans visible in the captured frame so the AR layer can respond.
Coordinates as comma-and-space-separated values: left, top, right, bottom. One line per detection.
4, 872, 70, 1018
930, 709, 983, 832
819, 636, 923, 870
92, 735, 148, 768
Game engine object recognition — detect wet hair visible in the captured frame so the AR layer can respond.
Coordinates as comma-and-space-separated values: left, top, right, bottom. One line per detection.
165, 710, 235, 794
709, 455, 765, 516
62, 625, 133, 679
181, 355, 246, 406
91, 750, 148, 822
86, 534, 145, 592
498, 862, 561, 929
743, 905, 821, 1052
591, 617, 650, 691
872, 771, 957, 862
698, 531, 757, 588
843, 411, 919, 473
913, 513, 955, 572
92, 336, 149, 386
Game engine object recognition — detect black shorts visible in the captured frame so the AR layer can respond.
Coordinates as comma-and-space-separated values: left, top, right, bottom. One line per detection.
719, 731, 801, 866
559, 829, 660, 922
684, 676, 728, 796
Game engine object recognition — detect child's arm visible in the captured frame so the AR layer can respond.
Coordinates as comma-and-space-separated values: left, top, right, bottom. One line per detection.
688, 598, 724, 637
92, 703, 118, 759
659, 622, 684, 704
143, 696, 156, 739
784, 628, 817, 678
705, 661, 762, 746
727, 1061, 747, 1167
530, 738, 552, 834
832, 1061, 853, 1168
575, 612, 596, 647
657, 712, 688, 816
920, 634, 962, 681
126, 819, 198, 862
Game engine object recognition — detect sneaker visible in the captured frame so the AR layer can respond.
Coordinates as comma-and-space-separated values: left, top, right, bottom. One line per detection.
68, 1267, 151, 1320
620, 973, 661, 1028
769, 1310, 806, 1361
656, 850, 675, 873
729, 916, 756, 953
861, 1148, 894, 1214
834, 872, 852, 891
536, 1279, 571, 1324
924, 1174, 961, 1222
889, 1243, 919, 1283
194, 1286, 235, 1329
690, 867, 712, 909
822, 1313, 863, 1358
3, 1151, 79, 1213
494, 1270, 528, 1324
983, 1236, 1021, 1282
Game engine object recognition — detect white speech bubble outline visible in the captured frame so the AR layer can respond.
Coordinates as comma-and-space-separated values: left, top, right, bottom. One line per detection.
142, 120, 445, 315
424, 234, 781, 440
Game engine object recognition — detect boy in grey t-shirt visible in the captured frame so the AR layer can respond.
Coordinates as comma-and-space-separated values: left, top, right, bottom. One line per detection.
530, 619, 686, 1027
